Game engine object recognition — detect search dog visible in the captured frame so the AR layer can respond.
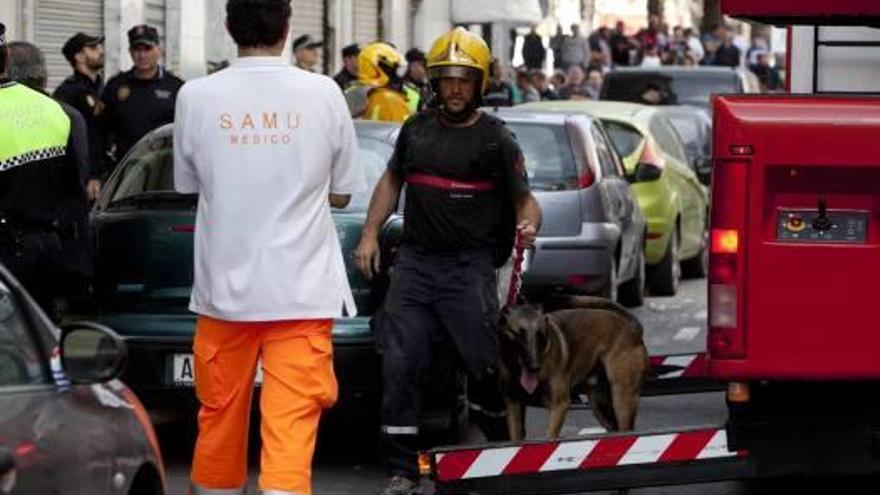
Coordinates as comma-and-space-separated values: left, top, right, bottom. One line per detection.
499, 296, 650, 440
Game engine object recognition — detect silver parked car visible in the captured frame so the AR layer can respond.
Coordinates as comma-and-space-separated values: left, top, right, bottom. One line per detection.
489, 108, 647, 306
0, 264, 165, 495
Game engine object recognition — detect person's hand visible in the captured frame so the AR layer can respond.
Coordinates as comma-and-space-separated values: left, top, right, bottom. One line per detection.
354, 234, 381, 280
87, 179, 102, 201
517, 221, 538, 248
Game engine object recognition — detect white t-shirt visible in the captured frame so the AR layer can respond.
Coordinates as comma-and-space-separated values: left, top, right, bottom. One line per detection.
173, 56, 365, 321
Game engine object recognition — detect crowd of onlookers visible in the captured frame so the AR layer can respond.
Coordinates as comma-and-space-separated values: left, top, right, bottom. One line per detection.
486, 14, 783, 107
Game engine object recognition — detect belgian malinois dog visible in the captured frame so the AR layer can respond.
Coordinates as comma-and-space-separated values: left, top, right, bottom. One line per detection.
499, 296, 650, 440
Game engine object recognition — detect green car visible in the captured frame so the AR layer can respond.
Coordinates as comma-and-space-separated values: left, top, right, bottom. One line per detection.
521, 100, 709, 295
89, 121, 463, 432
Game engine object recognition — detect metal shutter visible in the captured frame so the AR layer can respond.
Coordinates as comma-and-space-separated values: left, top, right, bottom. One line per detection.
144, 0, 180, 74
291, 0, 325, 72
354, 0, 380, 45
35, 0, 104, 91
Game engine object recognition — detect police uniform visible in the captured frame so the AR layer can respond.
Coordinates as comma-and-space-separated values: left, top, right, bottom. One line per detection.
333, 43, 360, 91
53, 32, 105, 180
0, 76, 88, 313
378, 108, 530, 481
101, 25, 182, 174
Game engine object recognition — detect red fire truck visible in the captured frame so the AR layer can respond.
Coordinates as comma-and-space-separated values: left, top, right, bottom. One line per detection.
420, 2, 880, 493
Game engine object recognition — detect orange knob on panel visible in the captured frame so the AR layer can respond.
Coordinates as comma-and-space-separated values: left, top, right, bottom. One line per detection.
787, 215, 806, 232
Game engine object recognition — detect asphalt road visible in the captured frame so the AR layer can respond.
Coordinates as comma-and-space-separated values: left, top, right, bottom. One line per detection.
160, 280, 880, 494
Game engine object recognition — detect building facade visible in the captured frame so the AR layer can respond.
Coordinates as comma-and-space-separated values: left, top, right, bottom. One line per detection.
2, 0, 555, 90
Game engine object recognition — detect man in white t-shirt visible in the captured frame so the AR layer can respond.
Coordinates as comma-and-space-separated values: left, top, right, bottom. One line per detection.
174, 1, 364, 494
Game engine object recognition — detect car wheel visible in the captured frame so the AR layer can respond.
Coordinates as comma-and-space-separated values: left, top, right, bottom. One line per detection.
598, 255, 619, 302
648, 229, 681, 296
618, 248, 645, 307
682, 230, 709, 279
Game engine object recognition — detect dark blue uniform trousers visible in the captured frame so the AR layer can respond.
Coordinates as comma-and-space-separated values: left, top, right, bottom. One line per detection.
376, 244, 509, 479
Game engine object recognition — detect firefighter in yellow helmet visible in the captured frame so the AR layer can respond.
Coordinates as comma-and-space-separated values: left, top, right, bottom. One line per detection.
354, 27, 541, 495
345, 42, 412, 122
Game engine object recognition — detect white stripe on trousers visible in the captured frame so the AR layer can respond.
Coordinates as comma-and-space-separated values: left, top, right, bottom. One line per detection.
189, 483, 245, 495
382, 425, 419, 435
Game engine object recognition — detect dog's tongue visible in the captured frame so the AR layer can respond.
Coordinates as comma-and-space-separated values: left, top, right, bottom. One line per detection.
520, 370, 539, 395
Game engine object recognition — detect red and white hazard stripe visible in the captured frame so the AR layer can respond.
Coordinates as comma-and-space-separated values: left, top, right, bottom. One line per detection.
650, 353, 708, 379
434, 428, 742, 482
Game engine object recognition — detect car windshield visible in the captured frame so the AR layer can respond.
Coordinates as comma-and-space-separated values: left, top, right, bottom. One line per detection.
602, 121, 644, 159
107, 133, 389, 210
504, 122, 577, 191
337, 136, 392, 212
107, 135, 189, 207
602, 72, 737, 108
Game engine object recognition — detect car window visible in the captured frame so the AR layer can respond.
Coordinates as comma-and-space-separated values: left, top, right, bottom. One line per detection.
602, 72, 738, 108
591, 124, 620, 177
336, 136, 392, 212
109, 135, 175, 203
602, 120, 644, 160
650, 116, 688, 163
670, 74, 738, 106
107, 133, 388, 211
506, 122, 578, 190
0, 280, 46, 387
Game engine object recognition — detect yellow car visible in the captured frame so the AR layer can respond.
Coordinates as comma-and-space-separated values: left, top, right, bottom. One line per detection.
521, 100, 709, 295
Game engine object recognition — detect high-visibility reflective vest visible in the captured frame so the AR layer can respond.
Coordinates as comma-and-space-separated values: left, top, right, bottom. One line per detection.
403, 83, 421, 114
0, 83, 71, 172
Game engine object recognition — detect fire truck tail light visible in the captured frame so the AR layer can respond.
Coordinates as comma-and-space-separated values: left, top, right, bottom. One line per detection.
710, 284, 738, 328
711, 229, 738, 254
708, 161, 748, 360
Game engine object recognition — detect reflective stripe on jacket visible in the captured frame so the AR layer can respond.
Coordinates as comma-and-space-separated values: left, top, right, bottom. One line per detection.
0, 83, 71, 172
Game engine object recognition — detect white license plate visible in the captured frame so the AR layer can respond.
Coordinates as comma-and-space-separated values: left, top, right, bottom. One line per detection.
171, 354, 264, 385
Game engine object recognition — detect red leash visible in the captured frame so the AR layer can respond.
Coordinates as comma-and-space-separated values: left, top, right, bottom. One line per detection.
505, 230, 526, 308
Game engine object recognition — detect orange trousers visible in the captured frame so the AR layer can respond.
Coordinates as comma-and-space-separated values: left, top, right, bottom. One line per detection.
189, 316, 337, 495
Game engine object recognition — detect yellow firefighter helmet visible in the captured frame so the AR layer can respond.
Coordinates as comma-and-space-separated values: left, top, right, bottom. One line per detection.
358, 42, 404, 88
426, 27, 491, 94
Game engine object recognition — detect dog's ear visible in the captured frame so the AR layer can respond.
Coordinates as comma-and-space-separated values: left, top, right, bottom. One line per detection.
543, 314, 569, 365
499, 306, 518, 340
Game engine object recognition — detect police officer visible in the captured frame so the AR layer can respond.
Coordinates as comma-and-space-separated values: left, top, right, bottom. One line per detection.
54, 32, 105, 200
0, 24, 88, 315
102, 24, 182, 174
354, 27, 542, 495
346, 42, 411, 123
7, 40, 93, 316
402, 48, 431, 112
333, 43, 359, 90
292, 34, 322, 72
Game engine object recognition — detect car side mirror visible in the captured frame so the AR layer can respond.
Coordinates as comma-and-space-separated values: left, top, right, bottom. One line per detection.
0, 445, 15, 494
60, 322, 128, 384
695, 158, 712, 185
628, 162, 663, 183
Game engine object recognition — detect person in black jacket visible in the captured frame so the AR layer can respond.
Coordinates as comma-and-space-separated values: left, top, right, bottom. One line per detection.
101, 25, 183, 175
1, 35, 89, 316
333, 43, 359, 90
522, 25, 546, 70
53, 32, 105, 200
